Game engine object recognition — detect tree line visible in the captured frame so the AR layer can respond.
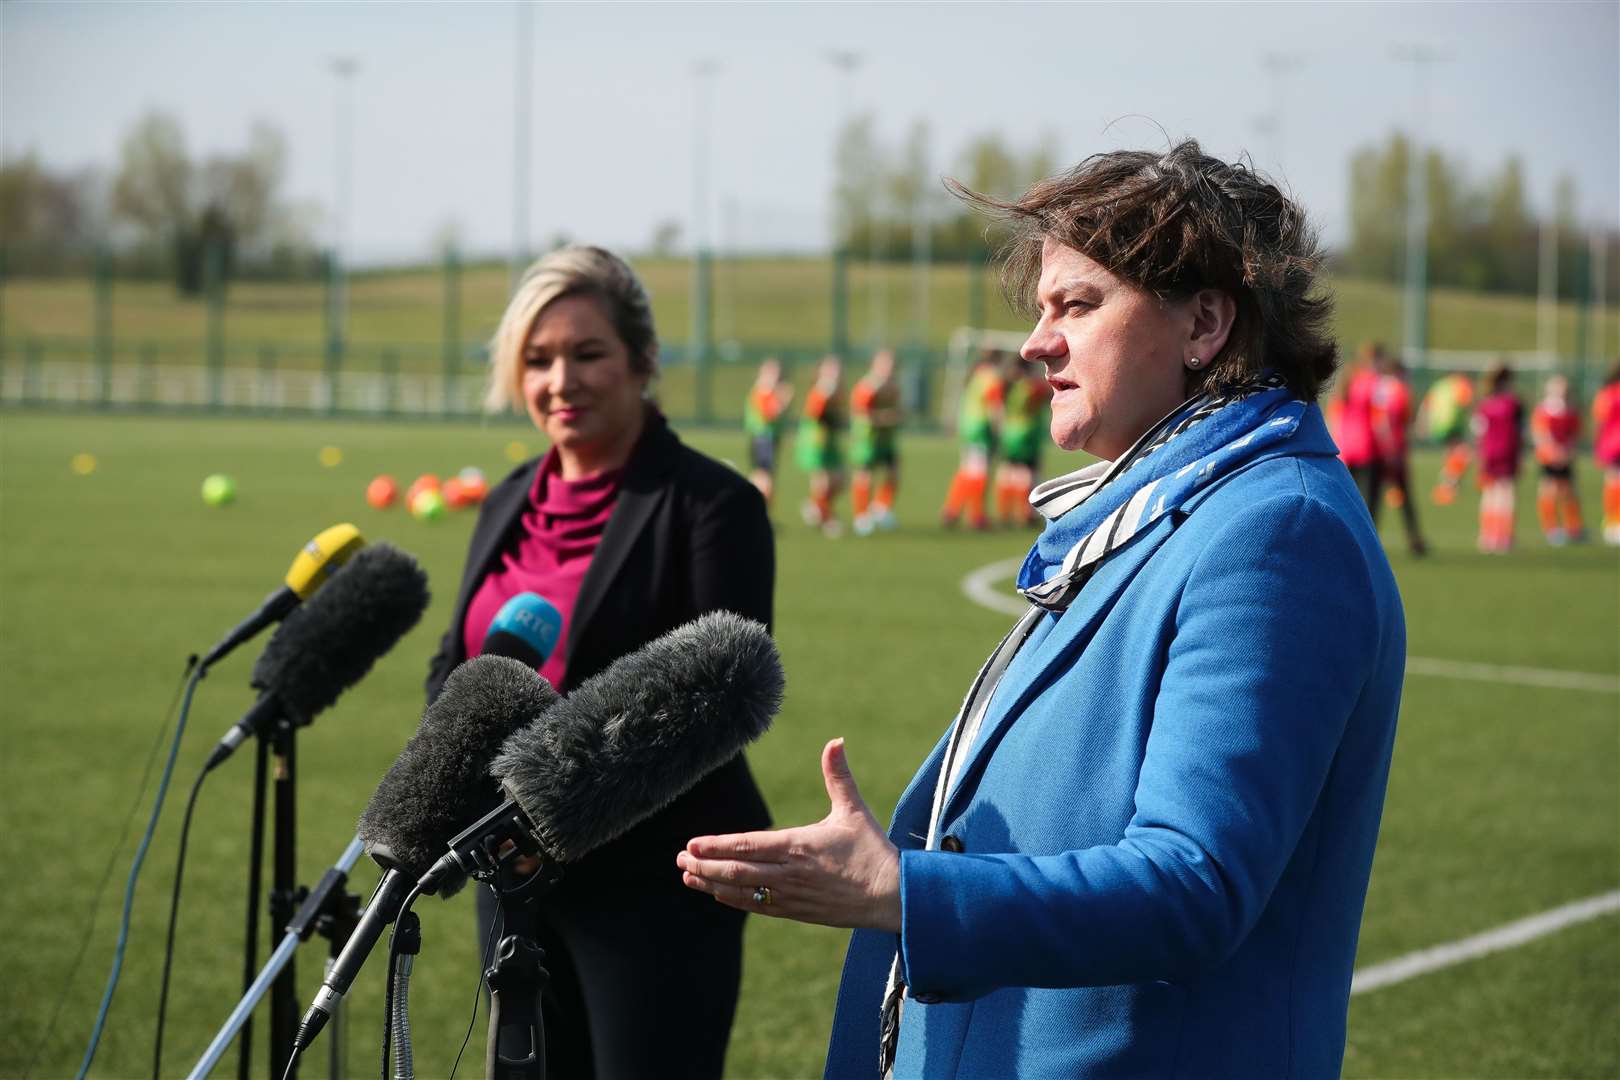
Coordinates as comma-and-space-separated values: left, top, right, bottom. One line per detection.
830, 121, 1618, 303
0, 111, 319, 292
1341, 132, 1617, 302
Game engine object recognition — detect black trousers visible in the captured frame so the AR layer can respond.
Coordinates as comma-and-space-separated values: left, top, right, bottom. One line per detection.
475, 880, 745, 1079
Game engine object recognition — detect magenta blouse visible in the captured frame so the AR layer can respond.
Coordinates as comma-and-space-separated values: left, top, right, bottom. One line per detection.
462, 450, 623, 688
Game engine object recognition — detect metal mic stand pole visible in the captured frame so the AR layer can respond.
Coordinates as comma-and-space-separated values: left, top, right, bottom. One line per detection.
484, 864, 557, 1080
238, 736, 271, 1080
187, 838, 366, 1080
269, 720, 301, 1080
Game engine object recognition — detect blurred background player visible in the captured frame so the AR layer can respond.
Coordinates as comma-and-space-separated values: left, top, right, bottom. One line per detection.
940, 347, 1005, 529
1592, 359, 1620, 545
849, 347, 903, 536
1333, 342, 1381, 514
1473, 361, 1524, 553
994, 354, 1051, 527
1370, 350, 1428, 555
796, 354, 846, 535
1421, 370, 1476, 505
1530, 373, 1585, 545
744, 356, 793, 508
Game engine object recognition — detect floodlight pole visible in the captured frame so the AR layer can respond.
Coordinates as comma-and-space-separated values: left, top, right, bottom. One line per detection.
328, 56, 358, 411
826, 50, 862, 358
512, 2, 533, 289
691, 59, 719, 422
911, 125, 932, 349
1393, 45, 1441, 369
1259, 51, 1302, 173
1591, 230, 1609, 381
1537, 216, 1559, 364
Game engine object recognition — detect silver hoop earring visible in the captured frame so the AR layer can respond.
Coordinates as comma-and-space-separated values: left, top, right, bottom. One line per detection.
1186, 356, 1203, 369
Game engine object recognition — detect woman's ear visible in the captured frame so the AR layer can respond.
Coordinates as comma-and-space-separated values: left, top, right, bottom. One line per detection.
1187, 289, 1236, 362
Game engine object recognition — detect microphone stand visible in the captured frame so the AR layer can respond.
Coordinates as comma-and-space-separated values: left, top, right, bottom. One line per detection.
269, 721, 300, 1080
484, 862, 562, 1080
191, 838, 366, 1080
238, 737, 270, 1080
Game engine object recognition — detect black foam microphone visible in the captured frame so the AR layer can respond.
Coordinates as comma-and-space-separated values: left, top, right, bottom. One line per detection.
421, 610, 783, 890
293, 655, 561, 1053
203, 543, 429, 772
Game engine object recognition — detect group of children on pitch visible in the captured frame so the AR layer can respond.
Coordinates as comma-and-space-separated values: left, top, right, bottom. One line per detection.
745, 350, 903, 537
752, 343, 1620, 552
743, 345, 1051, 537
1332, 343, 1620, 553
938, 348, 1051, 530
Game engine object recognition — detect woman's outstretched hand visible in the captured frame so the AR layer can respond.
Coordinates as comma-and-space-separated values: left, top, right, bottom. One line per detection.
678, 738, 902, 933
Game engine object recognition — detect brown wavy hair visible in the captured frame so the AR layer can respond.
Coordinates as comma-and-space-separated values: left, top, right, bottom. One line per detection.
950, 139, 1337, 401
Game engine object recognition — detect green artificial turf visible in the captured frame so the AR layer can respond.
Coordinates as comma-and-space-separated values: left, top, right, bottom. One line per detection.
1, 412, 1615, 1079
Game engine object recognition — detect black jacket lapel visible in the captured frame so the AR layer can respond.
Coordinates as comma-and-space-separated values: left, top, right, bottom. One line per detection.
566, 409, 677, 678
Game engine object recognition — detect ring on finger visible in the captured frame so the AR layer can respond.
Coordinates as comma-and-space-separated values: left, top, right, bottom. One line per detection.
752, 885, 773, 906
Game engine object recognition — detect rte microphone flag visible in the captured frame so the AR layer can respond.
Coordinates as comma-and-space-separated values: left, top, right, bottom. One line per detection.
482, 592, 563, 669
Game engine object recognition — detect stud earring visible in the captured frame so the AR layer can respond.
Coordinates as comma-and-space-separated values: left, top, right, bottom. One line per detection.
1186, 356, 1203, 369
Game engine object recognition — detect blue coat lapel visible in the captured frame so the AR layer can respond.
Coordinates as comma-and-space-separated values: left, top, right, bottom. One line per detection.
936, 407, 1342, 825
941, 512, 1180, 823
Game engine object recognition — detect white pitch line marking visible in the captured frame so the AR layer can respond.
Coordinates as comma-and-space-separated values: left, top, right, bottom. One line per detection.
1402, 656, 1619, 694
1350, 891, 1620, 994
960, 557, 1029, 618
959, 558, 1620, 694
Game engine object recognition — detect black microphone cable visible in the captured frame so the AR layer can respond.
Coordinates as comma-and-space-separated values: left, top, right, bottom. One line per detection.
22, 658, 194, 1080
150, 762, 209, 1079
450, 903, 505, 1080
76, 656, 207, 1080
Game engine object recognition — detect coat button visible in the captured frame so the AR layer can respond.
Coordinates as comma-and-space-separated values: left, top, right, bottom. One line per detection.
940, 835, 964, 853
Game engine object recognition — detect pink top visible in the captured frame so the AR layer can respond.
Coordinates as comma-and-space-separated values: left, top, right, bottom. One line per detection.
463, 450, 623, 688
1475, 392, 1524, 470
1335, 368, 1379, 467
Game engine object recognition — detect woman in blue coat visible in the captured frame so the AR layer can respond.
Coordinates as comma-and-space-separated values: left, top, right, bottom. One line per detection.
680, 141, 1405, 1078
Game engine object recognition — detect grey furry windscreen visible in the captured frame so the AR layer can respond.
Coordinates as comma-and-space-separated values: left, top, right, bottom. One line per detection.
357, 655, 559, 877
490, 611, 783, 864
250, 543, 430, 724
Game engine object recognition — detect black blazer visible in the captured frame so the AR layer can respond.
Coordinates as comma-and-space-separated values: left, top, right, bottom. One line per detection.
427, 409, 775, 900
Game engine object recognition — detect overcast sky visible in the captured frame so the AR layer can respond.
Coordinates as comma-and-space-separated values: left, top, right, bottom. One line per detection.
4, 1, 1616, 265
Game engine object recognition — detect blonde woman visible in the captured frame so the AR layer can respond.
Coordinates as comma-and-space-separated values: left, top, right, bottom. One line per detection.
427, 245, 774, 1077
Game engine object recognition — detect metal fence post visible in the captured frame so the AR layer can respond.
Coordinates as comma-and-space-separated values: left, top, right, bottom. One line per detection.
831, 247, 849, 358
258, 343, 277, 413
25, 338, 42, 406
206, 239, 226, 410
140, 342, 157, 407
0, 246, 8, 371
442, 245, 461, 418
694, 248, 713, 423
95, 247, 114, 407
323, 249, 342, 414
383, 348, 399, 418
967, 251, 986, 332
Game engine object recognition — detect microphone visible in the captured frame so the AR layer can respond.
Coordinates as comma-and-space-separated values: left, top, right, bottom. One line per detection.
294, 655, 561, 1053
203, 543, 430, 772
198, 523, 365, 673
481, 592, 563, 669
423, 610, 782, 890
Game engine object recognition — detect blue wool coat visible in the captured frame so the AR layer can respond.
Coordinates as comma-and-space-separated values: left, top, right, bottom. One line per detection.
825, 406, 1404, 1079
